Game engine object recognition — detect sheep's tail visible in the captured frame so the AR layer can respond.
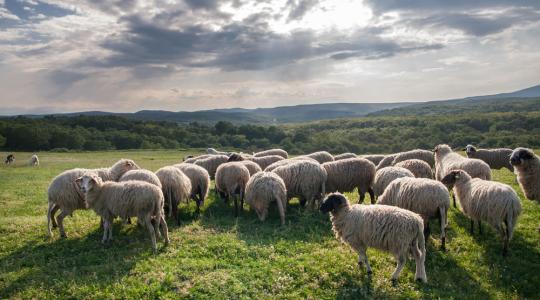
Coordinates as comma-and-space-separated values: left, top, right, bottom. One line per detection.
47, 201, 54, 237
506, 200, 520, 241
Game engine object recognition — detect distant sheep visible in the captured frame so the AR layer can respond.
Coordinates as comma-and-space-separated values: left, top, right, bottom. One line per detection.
245, 172, 287, 225
465, 144, 513, 172
303, 151, 334, 164
334, 153, 358, 160
264, 157, 318, 172
215, 162, 251, 217
377, 154, 399, 170
272, 160, 327, 208
510, 148, 540, 204
360, 154, 385, 166
207, 148, 230, 156
442, 170, 521, 256
77, 173, 168, 253
194, 155, 228, 179
47, 159, 140, 237
119, 169, 162, 188
373, 166, 414, 197
174, 163, 210, 213
29, 154, 39, 166
392, 149, 434, 167
184, 154, 211, 164
377, 177, 450, 250
155, 166, 192, 225
253, 149, 288, 159
394, 159, 433, 179
322, 158, 376, 204
320, 193, 427, 283
228, 152, 284, 170
4, 154, 14, 165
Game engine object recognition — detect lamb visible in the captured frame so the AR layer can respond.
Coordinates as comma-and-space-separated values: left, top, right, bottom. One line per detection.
245, 172, 287, 225
376, 154, 399, 170
47, 159, 140, 238
207, 148, 231, 156
76, 173, 168, 253
322, 158, 376, 204
174, 163, 210, 213
194, 155, 228, 179
264, 157, 318, 172
434, 144, 492, 207
373, 166, 414, 197
392, 149, 435, 167
29, 154, 39, 166
510, 148, 540, 203
376, 177, 450, 250
441, 170, 521, 256
334, 153, 358, 160
303, 151, 334, 164
271, 160, 327, 209
320, 193, 427, 283
253, 149, 288, 159
228, 152, 284, 170
465, 144, 514, 172
215, 162, 251, 217
394, 159, 433, 179
119, 169, 162, 188
155, 166, 192, 225
359, 154, 385, 166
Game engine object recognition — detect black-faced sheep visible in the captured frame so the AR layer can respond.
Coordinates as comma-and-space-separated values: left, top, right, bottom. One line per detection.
465, 145, 514, 172
322, 158, 376, 204
245, 172, 287, 225
510, 148, 540, 203
215, 162, 251, 217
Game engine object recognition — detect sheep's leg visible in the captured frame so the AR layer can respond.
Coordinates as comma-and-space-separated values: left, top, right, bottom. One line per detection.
470, 219, 474, 235
102, 219, 110, 243
440, 213, 446, 251
145, 215, 158, 253
358, 248, 372, 274
368, 187, 375, 204
502, 221, 509, 257
49, 204, 59, 228
452, 194, 456, 208
276, 197, 285, 226
173, 200, 180, 226
107, 218, 114, 241
358, 191, 365, 204
47, 203, 57, 236
423, 221, 431, 240
160, 216, 170, 245
167, 190, 173, 218
391, 255, 407, 284
233, 194, 239, 218
240, 189, 244, 213
411, 241, 427, 283
56, 210, 71, 238
478, 220, 483, 235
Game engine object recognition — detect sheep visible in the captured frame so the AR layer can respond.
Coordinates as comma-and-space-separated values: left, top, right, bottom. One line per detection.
441, 170, 521, 256
271, 160, 327, 209
510, 148, 540, 203
373, 166, 414, 197
359, 154, 385, 166
394, 159, 433, 179
322, 158, 376, 204
174, 163, 210, 213
245, 172, 287, 225
433, 144, 492, 207
334, 153, 358, 160
215, 162, 251, 217
376, 153, 399, 170
465, 144, 514, 172
4, 154, 14, 165
184, 154, 211, 164
239, 160, 262, 176
207, 148, 230, 156
376, 177, 450, 250
303, 151, 334, 164
392, 149, 435, 167
320, 193, 427, 283
228, 152, 284, 170
47, 159, 140, 238
76, 173, 168, 253
253, 149, 288, 159
29, 154, 39, 166
155, 166, 192, 225
119, 169, 162, 188
263, 157, 318, 172
194, 155, 228, 179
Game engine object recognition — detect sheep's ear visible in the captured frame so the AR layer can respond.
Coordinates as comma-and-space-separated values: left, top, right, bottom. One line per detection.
75, 177, 82, 185
125, 160, 133, 167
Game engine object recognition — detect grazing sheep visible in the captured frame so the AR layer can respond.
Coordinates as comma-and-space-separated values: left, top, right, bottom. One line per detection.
465, 144, 514, 172
377, 177, 450, 250
434, 144, 492, 207
47, 159, 140, 238
4, 154, 14, 165
264, 157, 318, 172
155, 166, 192, 225
253, 149, 288, 159
510, 148, 540, 203
377, 154, 399, 170
322, 158, 376, 204
184, 154, 211, 164
245, 172, 287, 225
228, 152, 284, 170
392, 149, 435, 167
77, 173, 168, 253
194, 155, 228, 179
442, 170, 521, 256
360, 154, 385, 166
373, 166, 414, 197
207, 148, 230, 156
304, 151, 335, 164
215, 162, 251, 217
119, 169, 162, 188
320, 193, 427, 283
394, 159, 433, 179
29, 154, 39, 166
239, 160, 262, 176
334, 153, 358, 160
272, 160, 327, 209
174, 163, 210, 213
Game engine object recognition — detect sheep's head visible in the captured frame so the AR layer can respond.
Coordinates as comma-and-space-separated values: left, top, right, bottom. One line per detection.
183, 155, 194, 161
228, 153, 245, 162
441, 170, 465, 188
433, 144, 452, 157
510, 147, 536, 167
463, 144, 476, 155
75, 173, 102, 194
320, 193, 348, 213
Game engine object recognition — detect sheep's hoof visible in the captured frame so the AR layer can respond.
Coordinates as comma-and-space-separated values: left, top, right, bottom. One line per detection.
416, 277, 427, 283
391, 278, 398, 286
440, 245, 446, 252
60, 233, 67, 239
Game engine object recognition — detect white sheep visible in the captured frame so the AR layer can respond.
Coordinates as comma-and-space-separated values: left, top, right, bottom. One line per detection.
194, 155, 228, 179
76, 173, 168, 253
334, 153, 358, 160
47, 159, 140, 237
441, 170, 521, 256
373, 166, 414, 197
184, 154, 211, 164
119, 169, 162, 188
29, 154, 39, 166
245, 172, 287, 225
391, 149, 435, 167
263, 156, 319, 172
303, 151, 334, 164
359, 154, 385, 166
394, 159, 433, 179
174, 163, 210, 213
215, 162, 251, 217
155, 166, 192, 225
322, 158, 376, 204
272, 160, 327, 209
376, 153, 399, 170
377, 177, 450, 250
320, 193, 427, 283
465, 144, 514, 172
253, 149, 288, 159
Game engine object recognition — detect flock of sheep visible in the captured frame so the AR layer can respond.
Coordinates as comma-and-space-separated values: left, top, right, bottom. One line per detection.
43, 144, 540, 284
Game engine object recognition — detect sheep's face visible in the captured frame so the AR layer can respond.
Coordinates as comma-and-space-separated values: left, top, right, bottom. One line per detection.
433, 144, 451, 157
464, 145, 476, 155
75, 174, 101, 194
510, 148, 535, 166
320, 193, 347, 213
441, 170, 463, 188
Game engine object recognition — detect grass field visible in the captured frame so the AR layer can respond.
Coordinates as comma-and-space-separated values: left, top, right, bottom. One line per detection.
1, 150, 539, 299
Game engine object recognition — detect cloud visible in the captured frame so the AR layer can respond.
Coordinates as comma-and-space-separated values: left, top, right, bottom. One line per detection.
286, 0, 319, 21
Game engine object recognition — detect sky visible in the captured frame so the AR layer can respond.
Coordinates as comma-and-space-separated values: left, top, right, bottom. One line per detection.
0, 0, 539, 114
